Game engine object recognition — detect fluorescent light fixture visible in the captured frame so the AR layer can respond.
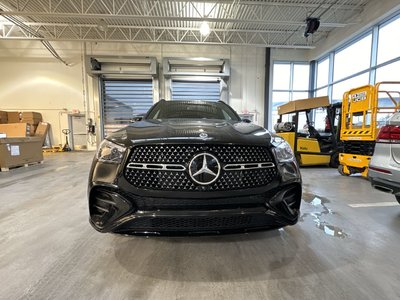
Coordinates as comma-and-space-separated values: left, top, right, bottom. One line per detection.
199, 21, 210, 36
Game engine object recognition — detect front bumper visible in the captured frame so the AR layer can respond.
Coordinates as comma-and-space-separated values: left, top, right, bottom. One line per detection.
88, 144, 302, 235
89, 181, 301, 235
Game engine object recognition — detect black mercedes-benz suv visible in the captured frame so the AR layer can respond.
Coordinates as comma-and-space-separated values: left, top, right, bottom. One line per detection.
88, 100, 302, 235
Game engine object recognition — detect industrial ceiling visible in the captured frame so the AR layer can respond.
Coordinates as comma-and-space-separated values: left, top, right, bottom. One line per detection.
0, 0, 368, 49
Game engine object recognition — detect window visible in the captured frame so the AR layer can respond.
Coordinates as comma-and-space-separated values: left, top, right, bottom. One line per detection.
272, 63, 291, 90
293, 64, 309, 90
377, 16, 400, 64
272, 91, 290, 103
376, 61, 400, 82
316, 58, 329, 88
271, 91, 290, 126
315, 88, 328, 97
333, 34, 372, 81
331, 73, 369, 103
377, 82, 400, 110
292, 92, 309, 101
272, 62, 310, 126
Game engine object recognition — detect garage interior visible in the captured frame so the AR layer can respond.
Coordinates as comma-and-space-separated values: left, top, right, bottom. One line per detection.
1, 0, 400, 299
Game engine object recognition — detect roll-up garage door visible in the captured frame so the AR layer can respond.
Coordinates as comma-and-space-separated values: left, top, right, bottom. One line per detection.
171, 80, 220, 101
102, 79, 153, 137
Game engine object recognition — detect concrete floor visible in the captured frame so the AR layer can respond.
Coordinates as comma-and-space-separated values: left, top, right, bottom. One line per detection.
0, 152, 399, 300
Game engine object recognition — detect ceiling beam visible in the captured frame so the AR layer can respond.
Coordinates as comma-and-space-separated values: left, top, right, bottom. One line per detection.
0, 35, 316, 49
0, 21, 330, 34
0, 21, 317, 49
180, 0, 364, 10
0, 0, 366, 11
0, 11, 348, 27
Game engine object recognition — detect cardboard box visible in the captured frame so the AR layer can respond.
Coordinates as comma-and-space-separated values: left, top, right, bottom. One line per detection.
31, 125, 37, 135
0, 123, 33, 137
35, 122, 50, 144
0, 111, 8, 124
21, 112, 42, 125
21, 112, 42, 119
7, 111, 20, 123
0, 137, 43, 169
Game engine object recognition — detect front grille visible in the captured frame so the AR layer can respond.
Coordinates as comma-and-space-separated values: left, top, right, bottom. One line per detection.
343, 141, 375, 156
124, 215, 253, 230
124, 144, 278, 191
129, 144, 272, 164
126, 193, 267, 210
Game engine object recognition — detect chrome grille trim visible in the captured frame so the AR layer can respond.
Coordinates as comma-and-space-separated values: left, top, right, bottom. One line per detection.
124, 144, 278, 191
223, 162, 275, 171
126, 163, 186, 171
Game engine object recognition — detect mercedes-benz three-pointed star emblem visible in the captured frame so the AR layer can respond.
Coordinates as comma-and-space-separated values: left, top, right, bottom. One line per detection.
189, 153, 220, 185
199, 132, 208, 139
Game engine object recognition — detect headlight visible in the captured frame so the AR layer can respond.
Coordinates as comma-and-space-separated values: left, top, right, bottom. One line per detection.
97, 140, 126, 164
271, 136, 294, 162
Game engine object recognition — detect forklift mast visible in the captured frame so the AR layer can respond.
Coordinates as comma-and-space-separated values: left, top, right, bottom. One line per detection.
327, 102, 343, 149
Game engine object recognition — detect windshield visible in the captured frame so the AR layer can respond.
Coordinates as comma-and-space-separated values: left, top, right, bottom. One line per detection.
146, 101, 241, 121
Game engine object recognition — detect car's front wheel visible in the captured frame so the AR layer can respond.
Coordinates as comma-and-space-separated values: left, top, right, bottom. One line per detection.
395, 195, 400, 204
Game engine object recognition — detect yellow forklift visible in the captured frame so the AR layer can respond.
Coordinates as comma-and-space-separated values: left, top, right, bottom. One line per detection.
275, 96, 342, 167
338, 81, 400, 177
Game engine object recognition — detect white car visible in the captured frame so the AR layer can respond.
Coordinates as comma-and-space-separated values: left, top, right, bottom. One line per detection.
369, 112, 400, 204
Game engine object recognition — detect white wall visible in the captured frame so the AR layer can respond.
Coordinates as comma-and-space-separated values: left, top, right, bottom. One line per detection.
0, 42, 84, 146
0, 40, 265, 146
271, 48, 308, 62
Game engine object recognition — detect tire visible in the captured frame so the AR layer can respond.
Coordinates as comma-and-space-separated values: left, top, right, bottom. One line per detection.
338, 164, 348, 176
329, 152, 339, 168
395, 195, 400, 204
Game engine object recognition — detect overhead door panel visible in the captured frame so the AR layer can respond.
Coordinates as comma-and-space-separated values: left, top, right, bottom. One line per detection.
102, 79, 153, 136
171, 81, 221, 101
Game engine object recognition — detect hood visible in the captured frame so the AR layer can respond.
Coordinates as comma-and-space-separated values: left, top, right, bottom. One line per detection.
107, 119, 272, 147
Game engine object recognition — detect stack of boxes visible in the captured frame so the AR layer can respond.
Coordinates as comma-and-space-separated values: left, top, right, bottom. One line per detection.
0, 111, 8, 124
21, 112, 43, 133
6, 112, 20, 123
0, 111, 46, 170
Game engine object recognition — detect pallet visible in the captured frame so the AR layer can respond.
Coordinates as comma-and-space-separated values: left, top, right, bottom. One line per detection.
43, 146, 62, 153
1, 161, 44, 172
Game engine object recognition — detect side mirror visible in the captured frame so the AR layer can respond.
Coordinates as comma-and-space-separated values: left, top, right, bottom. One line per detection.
241, 118, 252, 123
130, 115, 144, 123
